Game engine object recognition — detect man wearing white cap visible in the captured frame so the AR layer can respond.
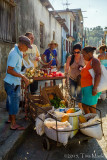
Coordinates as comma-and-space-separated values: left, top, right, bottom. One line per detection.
4, 35, 31, 130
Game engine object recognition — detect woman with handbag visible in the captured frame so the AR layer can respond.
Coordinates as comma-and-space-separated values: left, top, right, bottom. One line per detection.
65, 44, 85, 110
81, 46, 101, 114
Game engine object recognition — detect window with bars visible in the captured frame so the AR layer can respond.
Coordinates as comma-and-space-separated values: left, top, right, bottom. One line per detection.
0, 0, 16, 43
40, 22, 44, 48
53, 31, 55, 40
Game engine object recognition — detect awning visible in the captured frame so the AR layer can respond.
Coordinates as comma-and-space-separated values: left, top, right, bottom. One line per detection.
40, 0, 54, 10
67, 34, 75, 42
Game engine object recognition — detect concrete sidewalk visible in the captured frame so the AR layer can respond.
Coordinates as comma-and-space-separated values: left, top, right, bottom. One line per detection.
0, 68, 65, 159
0, 101, 31, 160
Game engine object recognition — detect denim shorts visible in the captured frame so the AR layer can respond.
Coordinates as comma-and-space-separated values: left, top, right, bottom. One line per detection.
69, 78, 82, 102
4, 82, 20, 115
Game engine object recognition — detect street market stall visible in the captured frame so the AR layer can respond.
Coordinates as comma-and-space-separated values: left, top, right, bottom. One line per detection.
21, 66, 103, 150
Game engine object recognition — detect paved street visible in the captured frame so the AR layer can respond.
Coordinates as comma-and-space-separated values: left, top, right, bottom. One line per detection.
0, 73, 107, 160
12, 92, 107, 160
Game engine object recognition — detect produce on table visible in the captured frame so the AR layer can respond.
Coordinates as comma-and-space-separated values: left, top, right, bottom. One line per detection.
51, 71, 64, 77
25, 67, 35, 78
25, 67, 64, 79
78, 114, 87, 123
58, 72, 64, 76
29, 79, 33, 84
25, 67, 44, 78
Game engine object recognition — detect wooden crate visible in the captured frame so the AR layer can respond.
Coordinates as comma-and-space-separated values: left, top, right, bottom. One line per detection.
40, 85, 67, 104
27, 94, 52, 121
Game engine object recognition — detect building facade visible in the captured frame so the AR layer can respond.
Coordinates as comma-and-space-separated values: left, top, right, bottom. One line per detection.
71, 9, 84, 46
0, 0, 67, 100
57, 10, 75, 55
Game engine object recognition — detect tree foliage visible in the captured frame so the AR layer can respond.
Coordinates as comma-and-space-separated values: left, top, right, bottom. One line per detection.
85, 26, 104, 47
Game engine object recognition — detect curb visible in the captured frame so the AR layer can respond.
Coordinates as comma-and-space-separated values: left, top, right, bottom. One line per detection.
0, 123, 33, 160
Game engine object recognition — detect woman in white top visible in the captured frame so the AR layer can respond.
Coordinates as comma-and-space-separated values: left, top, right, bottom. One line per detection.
98, 45, 107, 100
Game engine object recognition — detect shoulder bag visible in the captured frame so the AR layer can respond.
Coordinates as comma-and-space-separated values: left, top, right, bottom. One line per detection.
89, 64, 107, 92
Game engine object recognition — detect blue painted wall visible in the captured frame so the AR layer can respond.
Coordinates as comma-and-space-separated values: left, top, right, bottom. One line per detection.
61, 27, 67, 66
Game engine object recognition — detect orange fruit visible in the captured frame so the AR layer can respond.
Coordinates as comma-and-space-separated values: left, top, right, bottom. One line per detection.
79, 115, 87, 123
61, 115, 69, 122
66, 108, 75, 113
48, 94, 54, 100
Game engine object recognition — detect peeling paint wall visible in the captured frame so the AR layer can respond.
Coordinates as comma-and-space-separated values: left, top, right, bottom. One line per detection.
16, 0, 62, 61
0, 42, 14, 101
0, 0, 62, 101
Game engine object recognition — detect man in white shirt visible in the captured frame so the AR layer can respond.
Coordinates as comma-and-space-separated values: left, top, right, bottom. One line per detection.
24, 32, 40, 94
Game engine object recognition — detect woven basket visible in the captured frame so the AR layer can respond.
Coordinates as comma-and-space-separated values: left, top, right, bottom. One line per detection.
27, 94, 52, 121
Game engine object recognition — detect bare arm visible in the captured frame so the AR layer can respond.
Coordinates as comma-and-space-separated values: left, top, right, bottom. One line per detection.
7, 66, 29, 86
65, 56, 71, 73
55, 56, 58, 66
35, 47, 41, 61
41, 54, 46, 63
92, 58, 101, 95
55, 56, 60, 70
98, 54, 101, 60
40, 54, 52, 67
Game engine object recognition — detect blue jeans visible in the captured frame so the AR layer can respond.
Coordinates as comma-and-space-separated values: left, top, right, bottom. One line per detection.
4, 82, 20, 115
69, 78, 82, 102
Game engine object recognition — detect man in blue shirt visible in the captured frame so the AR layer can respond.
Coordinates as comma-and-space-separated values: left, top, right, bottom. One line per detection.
41, 40, 60, 69
4, 35, 31, 130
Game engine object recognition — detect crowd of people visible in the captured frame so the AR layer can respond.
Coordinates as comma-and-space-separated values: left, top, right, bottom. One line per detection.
4, 33, 59, 130
4, 31, 107, 130
65, 44, 107, 114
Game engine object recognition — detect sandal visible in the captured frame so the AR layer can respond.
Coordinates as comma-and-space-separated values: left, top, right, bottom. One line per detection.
17, 126, 25, 130
10, 124, 25, 130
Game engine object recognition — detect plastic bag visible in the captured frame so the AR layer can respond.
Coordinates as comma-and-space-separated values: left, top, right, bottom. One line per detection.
55, 108, 82, 138
23, 58, 34, 68
100, 91, 106, 100
65, 108, 82, 138
89, 65, 107, 92
44, 118, 72, 145
35, 114, 45, 136
79, 113, 103, 140
80, 124, 102, 140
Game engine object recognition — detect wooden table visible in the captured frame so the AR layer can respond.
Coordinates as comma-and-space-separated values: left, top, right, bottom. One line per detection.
33, 76, 66, 86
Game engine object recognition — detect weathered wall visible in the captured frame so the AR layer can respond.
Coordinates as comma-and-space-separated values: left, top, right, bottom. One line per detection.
49, 13, 62, 64
0, 42, 14, 101
58, 12, 74, 36
16, 0, 62, 62
0, 0, 62, 101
